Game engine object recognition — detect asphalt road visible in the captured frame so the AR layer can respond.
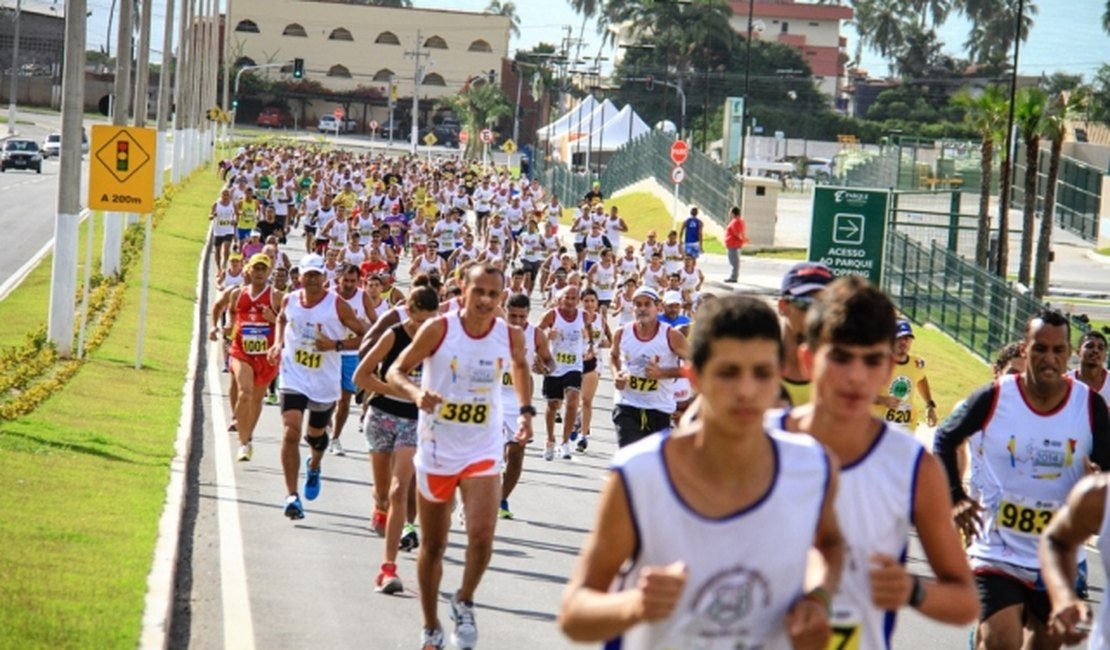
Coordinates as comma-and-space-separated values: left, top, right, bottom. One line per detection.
170, 217, 1107, 649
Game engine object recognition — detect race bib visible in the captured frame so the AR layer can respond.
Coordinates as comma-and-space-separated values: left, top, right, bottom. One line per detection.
240, 324, 271, 355
828, 624, 861, 650
555, 352, 577, 365
628, 375, 659, 392
294, 348, 323, 369
996, 497, 1056, 536
438, 400, 490, 426
502, 371, 513, 386
884, 406, 912, 424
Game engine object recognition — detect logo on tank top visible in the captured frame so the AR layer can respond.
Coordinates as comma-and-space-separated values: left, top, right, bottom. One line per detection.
889, 375, 912, 400
688, 566, 771, 639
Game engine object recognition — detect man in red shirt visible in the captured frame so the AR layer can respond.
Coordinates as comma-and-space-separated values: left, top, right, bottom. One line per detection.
724, 206, 748, 283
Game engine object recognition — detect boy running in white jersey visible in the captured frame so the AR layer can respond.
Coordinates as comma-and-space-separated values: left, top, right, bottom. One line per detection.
387, 264, 536, 650
778, 276, 978, 648
560, 294, 844, 649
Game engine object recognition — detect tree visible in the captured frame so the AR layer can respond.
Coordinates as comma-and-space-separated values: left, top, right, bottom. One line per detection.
485, 0, 521, 40
1090, 63, 1110, 123
962, 0, 1037, 65
1013, 85, 1047, 287
438, 82, 513, 159
1104, 0, 1110, 35
1034, 90, 1086, 297
955, 84, 1008, 268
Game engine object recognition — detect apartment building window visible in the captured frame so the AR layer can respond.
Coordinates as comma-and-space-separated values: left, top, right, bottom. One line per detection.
328, 64, 352, 78
468, 39, 492, 53
234, 56, 256, 68
373, 69, 394, 82
283, 23, 308, 37
329, 28, 354, 42
422, 72, 446, 86
375, 31, 401, 45
235, 19, 259, 33
781, 22, 789, 33
424, 35, 448, 49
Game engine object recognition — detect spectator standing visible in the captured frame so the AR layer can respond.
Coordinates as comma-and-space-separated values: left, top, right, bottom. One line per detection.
723, 207, 748, 283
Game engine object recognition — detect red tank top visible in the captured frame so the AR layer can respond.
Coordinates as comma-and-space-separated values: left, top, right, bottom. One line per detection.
230, 286, 276, 357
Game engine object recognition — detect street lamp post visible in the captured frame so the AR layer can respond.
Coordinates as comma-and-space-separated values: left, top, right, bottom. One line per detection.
6, 0, 22, 136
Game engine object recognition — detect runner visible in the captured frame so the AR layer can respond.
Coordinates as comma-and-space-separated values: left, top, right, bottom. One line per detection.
776, 276, 979, 648
209, 253, 282, 460
354, 285, 441, 594
538, 285, 596, 460
500, 293, 555, 519
330, 263, 376, 456
777, 262, 835, 407
209, 188, 238, 272
933, 309, 1110, 649
268, 253, 370, 520
559, 294, 844, 649
609, 287, 689, 448
872, 319, 939, 428
385, 264, 535, 650
678, 206, 704, 258
576, 288, 611, 453
1069, 330, 1110, 405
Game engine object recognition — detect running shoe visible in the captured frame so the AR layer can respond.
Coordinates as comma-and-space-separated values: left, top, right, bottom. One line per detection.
375, 562, 403, 595
399, 524, 420, 551
371, 508, 387, 536
265, 392, 279, 406
554, 412, 562, 424
576, 436, 588, 453
283, 494, 305, 520
543, 446, 554, 461
236, 443, 252, 462
329, 438, 346, 456
560, 442, 572, 460
498, 499, 513, 520
228, 421, 238, 432
450, 593, 479, 650
421, 627, 446, 650
569, 429, 578, 442
304, 457, 322, 501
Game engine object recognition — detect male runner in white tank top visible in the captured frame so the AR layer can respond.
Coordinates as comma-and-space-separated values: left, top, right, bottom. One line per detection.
386, 264, 536, 650
935, 309, 1110, 649
779, 276, 978, 648
1070, 330, 1110, 406
560, 294, 845, 649
330, 263, 376, 457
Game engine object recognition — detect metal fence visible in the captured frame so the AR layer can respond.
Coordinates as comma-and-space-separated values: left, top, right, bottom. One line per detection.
1011, 148, 1103, 242
883, 229, 1044, 361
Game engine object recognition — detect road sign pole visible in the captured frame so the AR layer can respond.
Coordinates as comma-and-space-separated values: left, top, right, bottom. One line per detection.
47, 0, 87, 357
135, 214, 152, 369
673, 182, 680, 227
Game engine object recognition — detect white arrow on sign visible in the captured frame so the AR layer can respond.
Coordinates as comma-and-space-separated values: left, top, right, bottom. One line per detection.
671, 166, 686, 185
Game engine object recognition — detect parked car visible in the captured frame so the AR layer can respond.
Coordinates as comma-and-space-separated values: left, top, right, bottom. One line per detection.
317, 115, 358, 134
0, 138, 43, 173
378, 118, 407, 140
41, 130, 89, 157
418, 124, 460, 148
256, 107, 293, 128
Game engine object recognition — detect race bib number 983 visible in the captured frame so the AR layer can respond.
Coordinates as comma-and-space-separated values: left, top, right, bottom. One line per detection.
997, 500, 1054, 536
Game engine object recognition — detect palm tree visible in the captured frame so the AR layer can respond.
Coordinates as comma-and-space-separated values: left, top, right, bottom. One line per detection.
439, 81, 513, 159
1013, 86, 1047, 287
955, 84, 1008, 268
1104, 0, 1110, 35
1033, 90, 1086, 297
868, 0, 910, 60
485, 0, 521, 40
962, 0, 1037, 64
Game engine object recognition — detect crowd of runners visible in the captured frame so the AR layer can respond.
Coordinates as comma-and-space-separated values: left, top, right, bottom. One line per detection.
206, 142, 1110, 650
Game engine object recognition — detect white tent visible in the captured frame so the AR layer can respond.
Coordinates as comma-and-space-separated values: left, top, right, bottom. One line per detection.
536, 95, 598, 140
584, 104, 650, 152
562, 99, 620, 147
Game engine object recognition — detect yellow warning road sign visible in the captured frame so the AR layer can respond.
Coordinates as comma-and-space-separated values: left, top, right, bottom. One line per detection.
88, 125, 157, 213
423, 132, 438, 146
501, 139, 517, 153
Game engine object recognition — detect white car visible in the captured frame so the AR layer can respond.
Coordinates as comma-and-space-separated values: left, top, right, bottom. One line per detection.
41, 131, 89, 158
316, 115, 357, 134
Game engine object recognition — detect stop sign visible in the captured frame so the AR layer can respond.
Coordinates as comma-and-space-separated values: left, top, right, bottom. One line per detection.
670, 140, 689, 165
460, 130, 470, 144
333, 107, 345, 118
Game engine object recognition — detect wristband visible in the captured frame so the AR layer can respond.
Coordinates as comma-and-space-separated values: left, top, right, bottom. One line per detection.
803, 587, 831, 615
926, 400, 937, 409
519, 405, 537, 417
908, 575, 926, 608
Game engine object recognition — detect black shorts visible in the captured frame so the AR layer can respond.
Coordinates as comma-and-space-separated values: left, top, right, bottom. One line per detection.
280, 391, 337, 429
583, 358, 598, 374
214, 233, 235, 246
476, 211, 490, 221
574, 241, 586, 254
303, 226, 317, 236
612, 405, 671, 448
543, 371, 582, 400
439, 250, 454, 263
598, 299, 611, 310
521, 260, 540, 279
975, 570, 1051, 624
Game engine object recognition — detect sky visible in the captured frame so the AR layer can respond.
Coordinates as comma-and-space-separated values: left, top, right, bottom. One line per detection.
23, 0, 1105, 81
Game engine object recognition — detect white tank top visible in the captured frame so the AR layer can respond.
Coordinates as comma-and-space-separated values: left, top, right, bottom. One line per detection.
616, 294, 635, 325
615, 322, 679, 412
1068, 369, 1110, 407
302, 196, 320, 222
415, 313, 509, 474
313, 206, 335, 229
968, 375, 1095, 569
356, 214, 375, 243
414, 254, 442, 275
550, 309, 585, 377
618, 256, 639, 281
328, 219, 349, 247
591, 262, 617, 301
1091, 489, 1110, 650
662, 242, 684, 273
610, 431, 831, 650
772, 412, 924, 650
642, 266, 666, 291
680, 268, 700, 291
519, 233, 544, 262
341, 246, 366, 267
606, 215, 623, 249
337, 288, 366, 357
280, 290, 346, 403
501, 324, 537, 410
213, 201, 236, 236
223, 268, 245, 288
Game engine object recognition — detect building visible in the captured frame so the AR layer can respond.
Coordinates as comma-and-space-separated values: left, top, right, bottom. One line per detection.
0, 0, 65, 103
727, 0, 852, 104
229, 0, 510, 125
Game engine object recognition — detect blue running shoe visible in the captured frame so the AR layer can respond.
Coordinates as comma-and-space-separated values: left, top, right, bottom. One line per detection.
304, 457, 322, 501
284, 495, 305, 520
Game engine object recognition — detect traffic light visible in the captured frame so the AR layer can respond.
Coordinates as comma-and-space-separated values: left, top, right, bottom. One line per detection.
232, 98, 239, 110
487, 69, 495, 84
116, 141, 129, 172
645, 75, 655, 91
293, 58, 304, 79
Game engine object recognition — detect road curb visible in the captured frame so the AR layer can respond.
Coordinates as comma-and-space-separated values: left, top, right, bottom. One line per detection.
1086, 249, 1110, 266
0, 209, 90, 302
139, 231, 212, 649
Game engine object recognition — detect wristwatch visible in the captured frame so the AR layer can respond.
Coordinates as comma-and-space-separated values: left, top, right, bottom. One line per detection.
519, 405, 537, 417
926, 400, 937, 409
335, 339, 344, 352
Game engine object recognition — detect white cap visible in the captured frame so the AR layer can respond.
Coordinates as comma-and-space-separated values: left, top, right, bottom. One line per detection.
299, 253, 326, 274
663, 291, 683, 305
632, 286, 660, 302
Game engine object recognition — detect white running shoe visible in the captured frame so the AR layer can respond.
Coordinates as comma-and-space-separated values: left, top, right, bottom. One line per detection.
420, 626, 445, 650
560, 442, 572, 460
543, 446, 555, 461
329, 438, 345, 456
450, 593, 478, 650
236, 443, 252, 462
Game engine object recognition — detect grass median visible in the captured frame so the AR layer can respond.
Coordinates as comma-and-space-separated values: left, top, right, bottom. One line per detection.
0, 169, 217, 647
560, 191, 727, 252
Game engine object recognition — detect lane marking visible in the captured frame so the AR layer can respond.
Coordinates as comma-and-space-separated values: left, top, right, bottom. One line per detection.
0, 209, 90, 302
205, 342, 257, 650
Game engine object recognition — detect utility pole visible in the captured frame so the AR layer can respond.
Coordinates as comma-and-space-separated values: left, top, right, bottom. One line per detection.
155, 0, 175, 198
221, 0, 232, 137
171, 0, 189, 183
6, 0, 21, 136
133, 0, 153, 127
48, 0, 87, 357
103, 0, 135, 277
404, 30, 426, 155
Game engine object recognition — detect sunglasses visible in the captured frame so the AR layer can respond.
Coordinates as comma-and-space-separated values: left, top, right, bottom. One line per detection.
786, 295, 816, 311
